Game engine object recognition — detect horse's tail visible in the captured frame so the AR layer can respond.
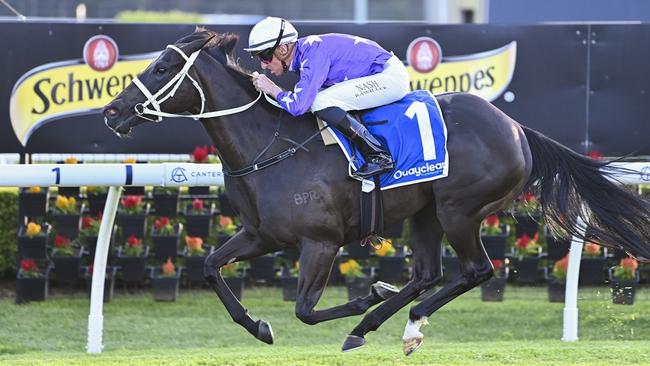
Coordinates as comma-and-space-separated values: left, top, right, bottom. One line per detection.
521, 126, 650, 259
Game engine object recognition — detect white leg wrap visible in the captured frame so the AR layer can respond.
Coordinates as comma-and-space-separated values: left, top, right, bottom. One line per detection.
402, 316, 429, 340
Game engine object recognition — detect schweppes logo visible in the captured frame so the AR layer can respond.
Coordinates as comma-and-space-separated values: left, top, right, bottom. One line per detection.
9, 35, 158, 146
406, 37, 517, 102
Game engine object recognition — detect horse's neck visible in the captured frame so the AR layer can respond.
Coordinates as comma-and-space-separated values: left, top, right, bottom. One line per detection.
197, 62, 283, 172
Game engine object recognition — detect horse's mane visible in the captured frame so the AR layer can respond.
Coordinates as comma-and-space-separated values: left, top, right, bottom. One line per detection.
181, 26, 252, 77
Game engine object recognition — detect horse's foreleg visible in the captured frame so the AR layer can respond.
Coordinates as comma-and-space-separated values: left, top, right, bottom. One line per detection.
404, 214, 492, 355
204, 230, 279, 344
342, 205, 444, 352
293, 240, 395, 326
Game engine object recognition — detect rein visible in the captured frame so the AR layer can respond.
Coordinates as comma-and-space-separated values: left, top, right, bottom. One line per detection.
131, 43, 325, 177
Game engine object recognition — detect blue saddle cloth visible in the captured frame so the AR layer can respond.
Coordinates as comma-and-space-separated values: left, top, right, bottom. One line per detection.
329, 90, 449, 190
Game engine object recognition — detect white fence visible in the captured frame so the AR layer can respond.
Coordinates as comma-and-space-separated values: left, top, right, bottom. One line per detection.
0, 161, 647, 352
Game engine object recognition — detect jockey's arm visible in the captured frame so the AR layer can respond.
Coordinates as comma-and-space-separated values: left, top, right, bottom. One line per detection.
277, 45, 330, 117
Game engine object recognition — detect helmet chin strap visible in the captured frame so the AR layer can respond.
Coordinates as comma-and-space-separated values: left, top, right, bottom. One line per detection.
281, 60, 289, 73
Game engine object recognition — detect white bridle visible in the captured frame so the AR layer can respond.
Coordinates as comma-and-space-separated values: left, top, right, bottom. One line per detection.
131, 44, 279, 122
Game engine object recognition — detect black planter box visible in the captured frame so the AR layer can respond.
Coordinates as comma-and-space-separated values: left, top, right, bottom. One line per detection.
16, 269, 50, 304
218, 193, 238, 217
184, 253, 209, 283
281, 277, 298, 301
152, 191, 179, 217
117, 246, 150, 283
86, 266, 117, 303
514, 214, 540, 238
184, 203, 214, 238
224, 276, 244, 301
611, 281, 637, 305
189, 186, 211, 196
481, 276, 506, 302
579, 257, 607, 285
482, 231, 508, 260
151, 226, 182, 262
345, 241, 371, 260
513, 257, 540, 284
58, 186, 80, 198
18, 231, 50, 261
52, 212, 82, 238
547, 279, 566, 302
19, 188, 49, 218
442, 255, 461, 282
123, 186, 145, 196
345, 276, 373, 301
52, 249, 83, 285
151, 268, 182, 301
378, 256, 406, 283
83, 225, 117, 261
248, 255, 276, 283
118, 210, 148, 239
86, 193, 108, 216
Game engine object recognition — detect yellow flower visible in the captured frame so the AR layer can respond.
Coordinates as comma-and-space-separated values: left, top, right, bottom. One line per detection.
123, 157, 137, 163
374, 239, 396, 257
28, 186, 41, 193
26, 222, 42, 237
339, 259, 364, 277
55, 195, 69, 209
64, 157, 78, 164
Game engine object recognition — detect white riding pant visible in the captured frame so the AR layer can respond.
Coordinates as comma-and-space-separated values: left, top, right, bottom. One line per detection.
310, 55, 410, 113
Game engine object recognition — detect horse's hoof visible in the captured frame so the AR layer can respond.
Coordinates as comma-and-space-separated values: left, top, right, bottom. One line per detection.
341, 335, 365, 352
403, 336, 423, 356
371, 281, 400, 300
256, 320, 274, 345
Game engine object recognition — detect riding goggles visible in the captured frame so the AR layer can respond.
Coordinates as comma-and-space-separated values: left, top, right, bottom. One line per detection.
251, 19, 285, 63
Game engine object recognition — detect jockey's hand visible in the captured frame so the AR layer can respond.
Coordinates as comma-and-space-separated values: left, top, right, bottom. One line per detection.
252, 72, 283, 99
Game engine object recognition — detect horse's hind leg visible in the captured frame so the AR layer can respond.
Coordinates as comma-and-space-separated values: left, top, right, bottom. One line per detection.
341, 203, 444, 352
204, 230, 280, 344
293, 238, 398, 326
403, 211, 492, 355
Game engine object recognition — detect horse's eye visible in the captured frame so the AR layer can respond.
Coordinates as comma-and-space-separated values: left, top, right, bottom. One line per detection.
155, 67, 167, 75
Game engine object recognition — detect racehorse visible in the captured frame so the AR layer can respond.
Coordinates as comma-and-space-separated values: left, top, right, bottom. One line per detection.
103, 28, 650, 355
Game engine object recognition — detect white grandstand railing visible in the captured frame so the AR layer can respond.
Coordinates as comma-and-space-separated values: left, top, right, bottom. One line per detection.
0, 161, 647, 352
0, 153, 21, 164
30, 153, 193, 163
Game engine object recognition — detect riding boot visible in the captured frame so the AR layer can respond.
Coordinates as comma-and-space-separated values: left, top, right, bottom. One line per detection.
315, 107, 394, 178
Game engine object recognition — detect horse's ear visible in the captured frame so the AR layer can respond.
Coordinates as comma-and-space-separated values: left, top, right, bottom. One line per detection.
219, 34, 239, 56
182, 34, 216, 54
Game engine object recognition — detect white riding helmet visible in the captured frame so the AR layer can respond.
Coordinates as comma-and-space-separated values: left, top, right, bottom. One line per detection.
244, 17, 298, 53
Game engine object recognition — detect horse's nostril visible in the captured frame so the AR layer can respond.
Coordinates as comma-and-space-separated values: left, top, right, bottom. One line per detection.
104, 107, 118, 118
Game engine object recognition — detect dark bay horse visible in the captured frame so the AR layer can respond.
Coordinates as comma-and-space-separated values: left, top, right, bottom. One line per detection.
103, 29, 650, 355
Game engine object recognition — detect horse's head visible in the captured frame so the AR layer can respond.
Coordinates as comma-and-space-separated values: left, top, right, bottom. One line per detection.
103, 28, 240, 136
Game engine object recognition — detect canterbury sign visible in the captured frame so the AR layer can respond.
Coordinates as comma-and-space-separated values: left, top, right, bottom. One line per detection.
405, 37, 517, 102
9, 35, 157, 146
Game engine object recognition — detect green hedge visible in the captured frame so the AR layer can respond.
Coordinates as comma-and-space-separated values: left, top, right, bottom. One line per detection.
0, 191, 18, 277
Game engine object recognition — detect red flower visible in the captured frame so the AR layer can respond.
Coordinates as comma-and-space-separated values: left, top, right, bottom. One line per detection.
621, 257, 639, 272
516, 233, 531, 249
192, 198, 204, 211
121, 195, 143, 208
127, 235, 142, 247
88, 264, 94, 274
20, 258, 38, 272
54, 234, 70, 248
154, 217, 171, 230
209, 145, 217, 154
491, 259, 504, 270
522, 192, 536, 203
485, 215, 499, 227
192, 145, 208, 163
82, 216, 96, 229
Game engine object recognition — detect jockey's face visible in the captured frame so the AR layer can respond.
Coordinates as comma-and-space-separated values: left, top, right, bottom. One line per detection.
260, 44, 290, 76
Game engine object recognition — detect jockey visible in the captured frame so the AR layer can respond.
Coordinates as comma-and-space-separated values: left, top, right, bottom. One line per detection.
245, 17, 410, 178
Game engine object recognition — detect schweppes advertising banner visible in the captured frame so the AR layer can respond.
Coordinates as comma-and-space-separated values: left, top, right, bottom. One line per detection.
9, 34, 157, 145
1, 22, 649, 156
